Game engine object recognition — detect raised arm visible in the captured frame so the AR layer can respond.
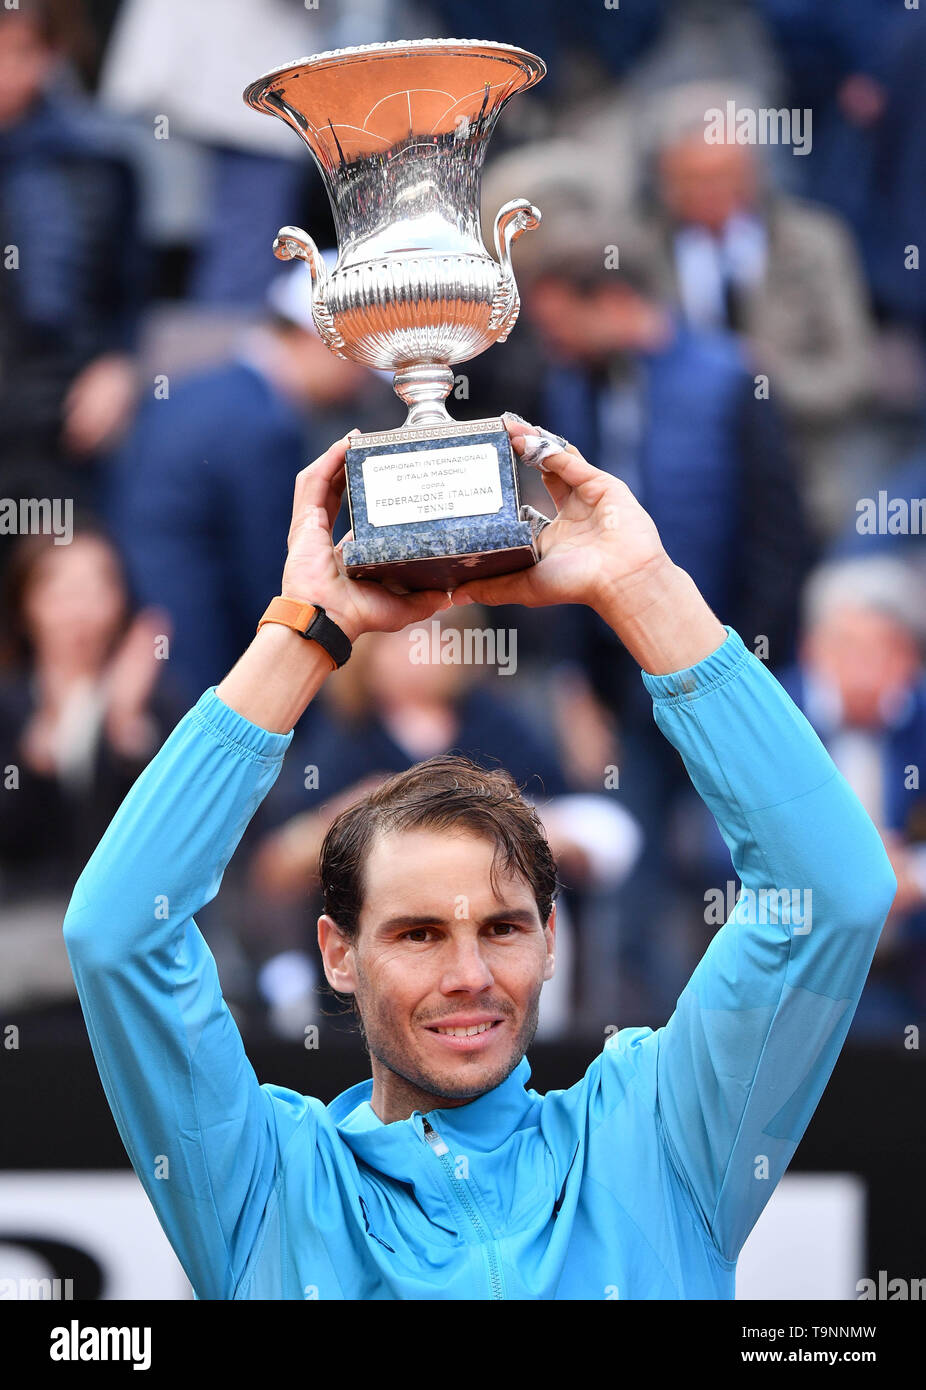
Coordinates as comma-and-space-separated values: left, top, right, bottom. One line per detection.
63, 437, 450, 1297
63, 682, 300, 1298
452, 417, 897, 1261
641, 628, 895, 1259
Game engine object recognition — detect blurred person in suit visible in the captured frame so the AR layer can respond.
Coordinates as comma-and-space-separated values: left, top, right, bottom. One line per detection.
0, 521, 186, 1026
239, 608, 642, 1040
0, 0, 146, 557
104, 260, 384, 706
641, 81, 875, 536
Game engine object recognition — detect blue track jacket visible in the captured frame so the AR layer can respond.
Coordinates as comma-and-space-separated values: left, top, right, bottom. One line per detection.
62, 627, 896, 1299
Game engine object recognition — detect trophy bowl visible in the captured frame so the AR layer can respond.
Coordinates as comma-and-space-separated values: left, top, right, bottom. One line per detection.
244, 38, 546, 589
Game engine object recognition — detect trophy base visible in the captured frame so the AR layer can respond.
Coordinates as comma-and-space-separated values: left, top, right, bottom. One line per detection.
342, 539, 538, 591
342, 416, 539, 592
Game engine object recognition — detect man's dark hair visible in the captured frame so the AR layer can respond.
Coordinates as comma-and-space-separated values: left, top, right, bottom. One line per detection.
319, 755, 559, 940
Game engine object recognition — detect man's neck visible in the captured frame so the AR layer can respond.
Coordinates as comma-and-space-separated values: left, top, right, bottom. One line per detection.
370, 1066, 481, 1125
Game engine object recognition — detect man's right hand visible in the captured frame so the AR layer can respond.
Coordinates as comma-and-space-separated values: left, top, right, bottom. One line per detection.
280, 434, 452, 642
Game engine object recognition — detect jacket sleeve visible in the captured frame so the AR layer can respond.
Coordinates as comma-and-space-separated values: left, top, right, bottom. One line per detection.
62, 686, 298, 1299
643, 627, 896, 1262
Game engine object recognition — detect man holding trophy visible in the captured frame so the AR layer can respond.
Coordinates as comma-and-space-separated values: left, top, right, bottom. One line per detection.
62, 40, 895, 1299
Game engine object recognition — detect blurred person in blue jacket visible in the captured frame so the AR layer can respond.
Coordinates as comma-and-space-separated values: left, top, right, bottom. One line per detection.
0, 0, 146, 552
512, 218, 812, 1018
242, 608, 641, 1040
104, 261, 386, 706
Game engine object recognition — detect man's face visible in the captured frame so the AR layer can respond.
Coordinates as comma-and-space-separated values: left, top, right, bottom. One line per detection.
658, 135, 757, 232
319, 828, 555, 1110
527, 277, 659, 363
803, 605, 920, 728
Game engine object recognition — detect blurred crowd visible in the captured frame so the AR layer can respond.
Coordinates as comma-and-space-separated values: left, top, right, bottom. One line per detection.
1, 0, 924, 1044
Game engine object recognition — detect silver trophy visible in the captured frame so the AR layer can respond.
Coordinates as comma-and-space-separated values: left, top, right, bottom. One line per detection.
244, 38, 545, 589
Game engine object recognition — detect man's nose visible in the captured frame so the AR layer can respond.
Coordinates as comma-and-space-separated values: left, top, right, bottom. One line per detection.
439, 940, 494, 993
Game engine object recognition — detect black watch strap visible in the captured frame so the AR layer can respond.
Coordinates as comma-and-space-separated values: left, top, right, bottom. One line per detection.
301, 604, 352, 668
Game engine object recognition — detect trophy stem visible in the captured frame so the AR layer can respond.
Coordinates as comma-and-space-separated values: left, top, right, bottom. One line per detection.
393, 364, 455, 428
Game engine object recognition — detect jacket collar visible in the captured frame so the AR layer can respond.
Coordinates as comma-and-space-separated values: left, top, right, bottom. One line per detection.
330, 1055, 536, 1180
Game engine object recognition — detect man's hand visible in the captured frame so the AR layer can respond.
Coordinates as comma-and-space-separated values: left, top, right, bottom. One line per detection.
281, 434, 452, 642
216, 436, 452, 733
452, 417, 666, 619
451, 417, 727, 675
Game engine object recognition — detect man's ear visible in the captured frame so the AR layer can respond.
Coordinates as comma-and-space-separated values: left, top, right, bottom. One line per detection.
317, 913, 358, 996
543, 903, 556, 982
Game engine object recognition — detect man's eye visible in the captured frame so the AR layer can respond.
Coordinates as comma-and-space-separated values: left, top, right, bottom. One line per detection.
401, 928, 432, 942
491, 923, 516, 936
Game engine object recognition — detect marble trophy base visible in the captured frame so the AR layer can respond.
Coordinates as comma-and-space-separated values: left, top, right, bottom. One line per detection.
341, 417, 538, 591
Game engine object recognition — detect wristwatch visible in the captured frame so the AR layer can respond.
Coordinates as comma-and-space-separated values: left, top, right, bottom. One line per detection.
256, 597, 352, 670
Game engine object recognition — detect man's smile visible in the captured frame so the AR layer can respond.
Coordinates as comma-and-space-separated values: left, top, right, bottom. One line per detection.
423, 1017, 508, 1050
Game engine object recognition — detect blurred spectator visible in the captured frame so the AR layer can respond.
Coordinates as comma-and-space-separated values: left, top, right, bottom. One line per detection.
0, 522, 186, 1017
236, 610, 641, 1039
642, 81, 874, 534
104, 260, 383, 705
97, 0, 430, 304
777, 558, 926, 1033
0, 0, 146, 559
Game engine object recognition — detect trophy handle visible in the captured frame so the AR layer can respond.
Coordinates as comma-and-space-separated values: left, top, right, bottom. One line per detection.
491, 199, 541, 342
493, 198, 541, 271
272, 225, 348, 356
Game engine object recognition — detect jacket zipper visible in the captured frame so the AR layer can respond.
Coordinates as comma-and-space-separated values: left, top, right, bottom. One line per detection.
422, 1118, 505, 1300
